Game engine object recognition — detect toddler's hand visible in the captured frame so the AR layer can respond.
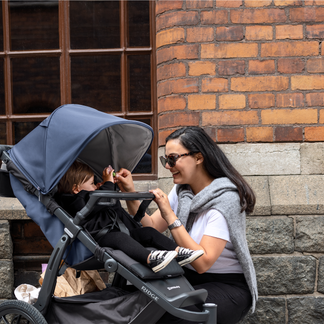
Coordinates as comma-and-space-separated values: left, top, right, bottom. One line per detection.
102, 165, 115, 183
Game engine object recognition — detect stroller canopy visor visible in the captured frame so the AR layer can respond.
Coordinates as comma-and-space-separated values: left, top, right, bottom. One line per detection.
8, 104, 153, 195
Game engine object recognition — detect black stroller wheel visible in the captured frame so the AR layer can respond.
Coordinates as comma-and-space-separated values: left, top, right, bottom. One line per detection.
0, 300, 47, 324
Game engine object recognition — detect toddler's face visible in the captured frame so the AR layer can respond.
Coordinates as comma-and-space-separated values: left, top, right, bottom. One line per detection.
79, 175, 96, 192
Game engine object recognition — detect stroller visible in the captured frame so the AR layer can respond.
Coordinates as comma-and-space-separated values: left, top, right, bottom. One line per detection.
0, 104, 217, 324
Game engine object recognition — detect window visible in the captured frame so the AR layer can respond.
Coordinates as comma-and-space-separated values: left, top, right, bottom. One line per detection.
0, 0, 157, 178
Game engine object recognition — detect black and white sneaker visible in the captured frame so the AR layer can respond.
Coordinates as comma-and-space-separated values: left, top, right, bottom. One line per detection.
148, 250, 178, 273
176, 247, 204, 266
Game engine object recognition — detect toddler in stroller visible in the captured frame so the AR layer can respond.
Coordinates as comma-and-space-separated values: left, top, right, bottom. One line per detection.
0, 104, 217, 324
56, 160, 204, 273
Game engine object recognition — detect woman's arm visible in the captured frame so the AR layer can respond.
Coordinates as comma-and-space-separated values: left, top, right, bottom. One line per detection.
152, 188, 227, 274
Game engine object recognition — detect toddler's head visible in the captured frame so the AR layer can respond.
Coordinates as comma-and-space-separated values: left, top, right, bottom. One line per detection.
58, 161, 95, 194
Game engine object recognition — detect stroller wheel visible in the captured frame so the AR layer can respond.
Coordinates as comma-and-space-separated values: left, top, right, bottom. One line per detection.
0, 300, 47, 324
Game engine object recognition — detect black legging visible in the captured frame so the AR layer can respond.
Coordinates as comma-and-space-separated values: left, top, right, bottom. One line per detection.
97, 227, 178, 264
157, 268, 252, 324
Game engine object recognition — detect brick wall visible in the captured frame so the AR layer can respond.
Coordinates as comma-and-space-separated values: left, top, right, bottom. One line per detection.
156, 1, 324, 323
156, 0, 324, 145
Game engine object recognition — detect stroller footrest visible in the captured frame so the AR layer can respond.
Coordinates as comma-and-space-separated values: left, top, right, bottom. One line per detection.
104, 248, 184, 280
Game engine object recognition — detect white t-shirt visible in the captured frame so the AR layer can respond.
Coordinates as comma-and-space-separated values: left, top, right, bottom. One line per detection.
168, 185, 243, 274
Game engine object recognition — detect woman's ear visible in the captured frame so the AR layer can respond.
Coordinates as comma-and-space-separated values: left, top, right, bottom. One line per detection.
195, 152, 204, 165
72, 184, 80, 194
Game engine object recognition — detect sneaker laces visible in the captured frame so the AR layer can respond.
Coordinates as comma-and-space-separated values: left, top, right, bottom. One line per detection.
150, 250, 167, 260
178, 247, 192, 255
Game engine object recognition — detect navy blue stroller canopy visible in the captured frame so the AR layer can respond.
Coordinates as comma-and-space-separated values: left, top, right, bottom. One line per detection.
9, 104, 153, 195
8, 104, 153, 265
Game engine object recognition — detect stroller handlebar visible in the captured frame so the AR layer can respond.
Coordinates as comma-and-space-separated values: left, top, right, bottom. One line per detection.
74, 191, 155, 226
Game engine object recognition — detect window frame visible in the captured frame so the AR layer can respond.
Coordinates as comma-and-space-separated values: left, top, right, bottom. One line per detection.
0, 0, 157, 180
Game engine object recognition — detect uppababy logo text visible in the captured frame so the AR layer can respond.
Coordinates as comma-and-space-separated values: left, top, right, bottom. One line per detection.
167, 286, 180, 291
141, 286, 159, 302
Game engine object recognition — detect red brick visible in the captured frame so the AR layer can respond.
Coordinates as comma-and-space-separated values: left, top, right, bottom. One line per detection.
202, 78, 228, 92
201, 10, 228, 25
157, 44, 199, 64
274, 0, 302, 5
156, 28, 185, 48
306, 93, 324, 107
320, 109, 324, 123
246, 26, 273, 40
249, 60, 275, 74
201, 43, 258, 58
245, 0, 272, 7
216, 26, 244, 41
204, 127, 217, 141
290, 7, 324, 23
247, 127, 273, 142
202, 111, 259, 126
274, 126, 303, 142
276, 25, 303, 40
231, 9, 287, 24
157, 62, 186, 81
305, 0, 324, 4
158, 78, 199, 97
291, 75, 324, 90
159, 111, 200, 129
249, 93, 275, 108
306, 25, 324, 39
261, 109, 317, 125
216, 0, 243, 8
261, 41, 318, 57
278, 58, 305, 74
186, 0, 213, 8
188, 94, 216, 110
156, 1, 183, 15
305, 127, 324, 141
159, 129, 174, 146
189, 61, 216, 76
218, 60, 245, 76
187, 27, 214, 42
156, 11, 199, 31
276, 93, 304, 108
219, 94, 246, 109
217, 128, 244, 143
158, 96, 187, 113
306, 58, 324, 73
231, 76, 289, 92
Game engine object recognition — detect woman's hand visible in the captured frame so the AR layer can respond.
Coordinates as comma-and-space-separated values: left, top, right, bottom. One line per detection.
150, 188, 177, 225
115, 168, 135, 192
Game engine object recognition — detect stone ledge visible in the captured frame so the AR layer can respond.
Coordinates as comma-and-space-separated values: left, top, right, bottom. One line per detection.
269, 175, 324, 215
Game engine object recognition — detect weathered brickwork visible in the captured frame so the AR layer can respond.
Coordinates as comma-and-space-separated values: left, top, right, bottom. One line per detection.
156, 0, 324, 144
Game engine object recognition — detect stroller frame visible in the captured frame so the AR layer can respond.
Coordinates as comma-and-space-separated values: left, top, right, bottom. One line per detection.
0, 151, 217, 324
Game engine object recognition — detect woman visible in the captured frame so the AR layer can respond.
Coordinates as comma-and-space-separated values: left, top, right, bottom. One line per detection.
115, 126, 258, 324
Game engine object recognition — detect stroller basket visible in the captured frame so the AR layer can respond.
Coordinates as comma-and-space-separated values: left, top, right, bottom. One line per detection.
0, 104, 217, 324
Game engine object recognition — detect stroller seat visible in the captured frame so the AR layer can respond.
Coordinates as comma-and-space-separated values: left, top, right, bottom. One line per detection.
0, 105, 217, 324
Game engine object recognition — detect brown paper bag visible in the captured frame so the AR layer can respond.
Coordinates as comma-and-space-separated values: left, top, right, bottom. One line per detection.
40, 267, 106, 297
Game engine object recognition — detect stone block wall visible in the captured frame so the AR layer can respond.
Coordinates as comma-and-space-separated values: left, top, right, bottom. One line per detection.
159, 142, 324, 323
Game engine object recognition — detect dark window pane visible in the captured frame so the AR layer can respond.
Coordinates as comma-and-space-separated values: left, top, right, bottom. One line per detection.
13, 121, 39, 143
70, 1, 120, 49
0, 59, 5, 115
71, 55, 121, 112
0, 123, 6, 144
9, 0, 59, 51
129, 55, 151, 112
0, 4, 3, 52
132, 118, 152, 174
12, 57, 60, 114
128, 1, 150, 47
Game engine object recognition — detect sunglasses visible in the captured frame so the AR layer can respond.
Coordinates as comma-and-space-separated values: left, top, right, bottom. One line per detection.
159, 152, 195, 168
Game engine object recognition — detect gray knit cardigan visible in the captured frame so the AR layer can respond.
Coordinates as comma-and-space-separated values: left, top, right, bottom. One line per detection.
175, 177, 258, 312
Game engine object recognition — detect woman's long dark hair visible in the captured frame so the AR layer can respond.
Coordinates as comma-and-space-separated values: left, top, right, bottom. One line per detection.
166, 126, 256, 214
